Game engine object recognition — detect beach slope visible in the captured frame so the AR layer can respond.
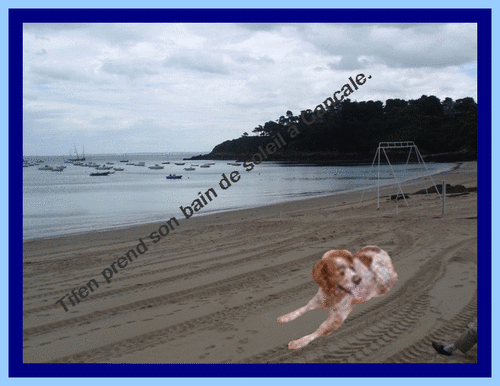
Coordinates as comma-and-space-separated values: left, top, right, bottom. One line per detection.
22, 162, 478, 364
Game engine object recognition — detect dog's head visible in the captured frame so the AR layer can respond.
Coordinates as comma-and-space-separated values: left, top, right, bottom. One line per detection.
312, 249, 362, 297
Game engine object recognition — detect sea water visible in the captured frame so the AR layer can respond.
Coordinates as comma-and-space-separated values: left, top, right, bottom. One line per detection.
21, 153, 455, 240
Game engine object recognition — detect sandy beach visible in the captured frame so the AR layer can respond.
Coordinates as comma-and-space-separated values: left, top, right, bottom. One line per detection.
22, 162, 478, 364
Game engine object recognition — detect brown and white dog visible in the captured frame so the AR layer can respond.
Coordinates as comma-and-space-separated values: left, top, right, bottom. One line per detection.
277, 246, 398, 349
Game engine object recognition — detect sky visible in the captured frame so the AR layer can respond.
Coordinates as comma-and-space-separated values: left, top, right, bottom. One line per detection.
22, 22, 477, 156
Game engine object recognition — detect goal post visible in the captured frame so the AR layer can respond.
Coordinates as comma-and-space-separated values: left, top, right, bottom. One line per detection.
361, 141, 442, 209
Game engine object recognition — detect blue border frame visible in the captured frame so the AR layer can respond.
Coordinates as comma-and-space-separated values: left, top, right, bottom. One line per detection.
10, 8, 491, 378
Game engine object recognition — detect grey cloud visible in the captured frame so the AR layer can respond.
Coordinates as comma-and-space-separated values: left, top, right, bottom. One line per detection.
23, 108, 69, 124
24, 23, 156, 49
23, 94, 38, 102
100, 61, 158, 78
328, 55, 367, 70
87, 24, 157, 47
302, 23, 476, 69
30, 66, 90, 84
163, 51, 230, 75
89, 116, 117, 125
383, 50, 476, 69
234, 54, 274, 65
236, 23, 284, 32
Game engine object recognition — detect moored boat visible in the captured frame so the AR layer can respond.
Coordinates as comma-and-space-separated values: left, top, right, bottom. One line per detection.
166, 174, 182, 179
66, 144, 85, 162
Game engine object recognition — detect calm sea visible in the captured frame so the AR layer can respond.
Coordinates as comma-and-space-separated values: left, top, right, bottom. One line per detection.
22, 152, 455, 241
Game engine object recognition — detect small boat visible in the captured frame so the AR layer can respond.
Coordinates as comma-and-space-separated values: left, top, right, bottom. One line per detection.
113, 167, 124, 171
228, 162, 242, 166
126, 162, 135, 165
23, 159, 39, 167
174, 162, 185, 166
51, 165, 65, 172
191, 164, 199, 166
200, 164, 211, 168
148, 164, 165, 170
106, 162, 114, 165
67, 144, 86, 162
96, 166, 113, 170
166, 174, 182, 179
161, 162, 170, 164
184, 167, 195, 171
135, 162, 146, 167
90, 171, 111, 176
38, 165, 53, 170
120, 160, 128, 163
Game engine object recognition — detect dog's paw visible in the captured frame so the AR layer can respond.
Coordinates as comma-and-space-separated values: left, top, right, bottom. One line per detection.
288, 339, 307, 350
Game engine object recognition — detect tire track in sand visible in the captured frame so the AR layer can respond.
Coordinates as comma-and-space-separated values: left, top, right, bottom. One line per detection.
384, 293, 477, 363
46, 234, 474, 363
238, 237, 476, 363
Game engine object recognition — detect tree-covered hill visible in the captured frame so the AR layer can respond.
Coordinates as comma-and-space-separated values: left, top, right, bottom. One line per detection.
187, 95, 477, 163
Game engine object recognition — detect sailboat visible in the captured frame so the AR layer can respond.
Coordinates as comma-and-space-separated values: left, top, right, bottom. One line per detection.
67, 144, 85, 162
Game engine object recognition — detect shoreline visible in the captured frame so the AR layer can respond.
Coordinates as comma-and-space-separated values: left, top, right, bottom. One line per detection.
186, 151, 477, 164
23, 161, 477, 364
22, 161, 460, 243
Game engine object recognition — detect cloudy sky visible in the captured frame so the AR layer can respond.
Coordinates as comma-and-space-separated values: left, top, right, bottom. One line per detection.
22, 22, 477, 156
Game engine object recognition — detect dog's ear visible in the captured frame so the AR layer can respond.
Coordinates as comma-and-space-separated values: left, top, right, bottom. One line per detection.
312, 260, 329, 289
355, 250, 373, 267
